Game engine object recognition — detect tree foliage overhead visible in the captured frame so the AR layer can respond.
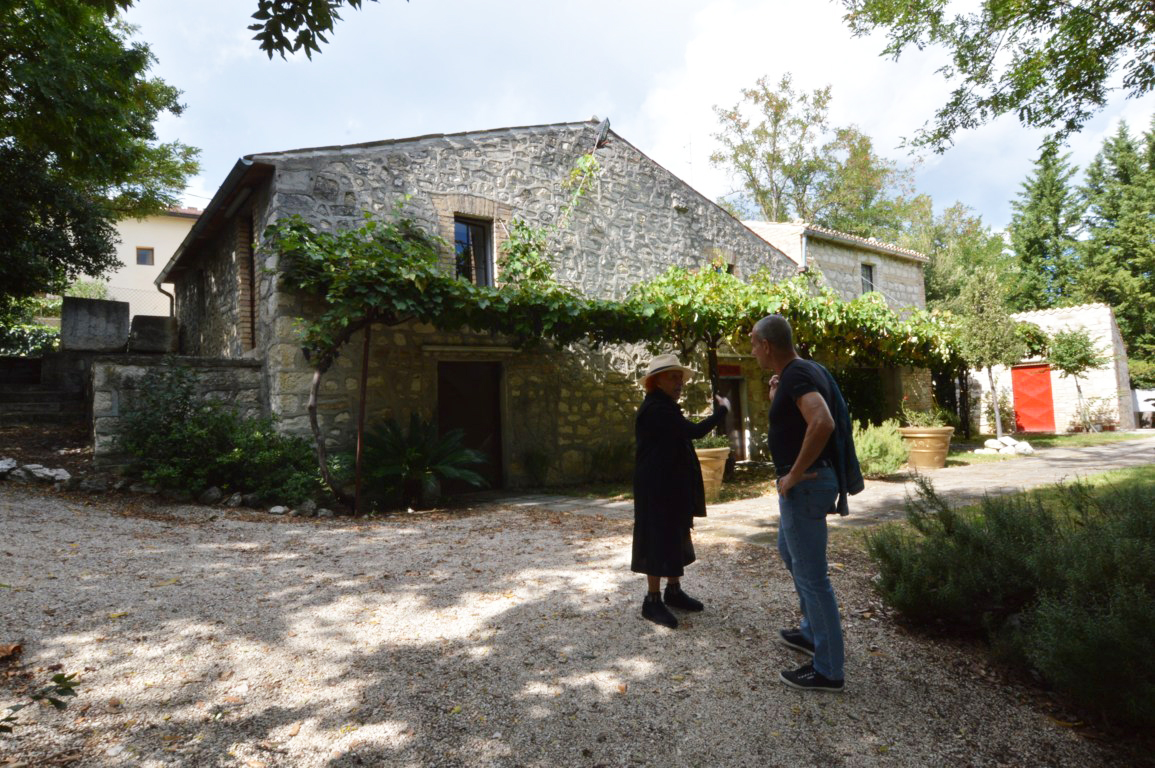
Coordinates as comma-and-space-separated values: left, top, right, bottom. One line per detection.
842, 0, 1155, 150
0, 0, 199, 318
711, 73, 916, 239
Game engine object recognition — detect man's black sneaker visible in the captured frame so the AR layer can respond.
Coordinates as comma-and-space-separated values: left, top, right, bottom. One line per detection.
663, 585, 704, 612
777, 628, 815, 656
779, 662, 844, 692
642, 594, 678, 628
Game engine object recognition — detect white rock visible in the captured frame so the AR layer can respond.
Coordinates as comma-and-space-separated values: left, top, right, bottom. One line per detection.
983, 439, 1002, 450
973, 448, 997, 454
998, 446, 1017, 454
0, 458, 17, 474
1014, 441, 1035, 455
28, 466, 70, 483
268, 505, 289, 515
999, 435, 1019, 446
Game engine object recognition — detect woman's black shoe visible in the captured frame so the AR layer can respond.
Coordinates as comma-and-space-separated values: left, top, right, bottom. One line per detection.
663, 585, 704, 612
642, 593, 678, 628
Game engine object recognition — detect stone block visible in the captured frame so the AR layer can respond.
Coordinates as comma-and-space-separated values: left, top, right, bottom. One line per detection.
61, 297, 129, 351
128, 316, 178, 353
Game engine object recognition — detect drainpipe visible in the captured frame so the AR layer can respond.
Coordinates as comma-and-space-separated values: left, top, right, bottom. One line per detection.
157, 285, 175, 317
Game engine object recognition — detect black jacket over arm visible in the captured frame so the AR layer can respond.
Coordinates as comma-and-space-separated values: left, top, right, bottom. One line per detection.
631, 389, 727, 577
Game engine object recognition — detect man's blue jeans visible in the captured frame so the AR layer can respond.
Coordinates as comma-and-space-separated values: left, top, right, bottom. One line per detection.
777, 466, 844, 681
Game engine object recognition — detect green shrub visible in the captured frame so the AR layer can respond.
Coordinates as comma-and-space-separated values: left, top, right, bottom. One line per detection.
692, 433, 731, 449
1129, 357, 1155, 389
866, 476, 1058, 630
868, 473, 1155, 728
522, 447, 552, 487
0, 324, 59, 356
360, 412, 488, 510
118, 365, 319, 503
853, 419, 907, 478
589, 441, 634, 483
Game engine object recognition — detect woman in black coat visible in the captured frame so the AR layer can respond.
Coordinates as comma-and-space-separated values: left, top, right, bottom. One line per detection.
632, 354, 729, 629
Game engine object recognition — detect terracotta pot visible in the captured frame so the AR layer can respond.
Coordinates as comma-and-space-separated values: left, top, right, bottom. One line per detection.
695, 446, 731, 502
898, 426, 955, 469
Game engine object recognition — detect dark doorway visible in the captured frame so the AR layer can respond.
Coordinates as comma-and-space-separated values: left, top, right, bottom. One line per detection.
716, 378, 746, 460
437, 361, 503, 491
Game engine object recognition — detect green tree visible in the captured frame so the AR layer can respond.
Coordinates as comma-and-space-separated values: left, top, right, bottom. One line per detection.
0, 0, 199, 320
711, 73, 916, 238
1076, 120, 1155, 361
954, 269, 1028, 438
901, 199, 1011, 310
842, 0, 1155, 150
1047, 327, 1109, 431
1006, 139, 1085, 310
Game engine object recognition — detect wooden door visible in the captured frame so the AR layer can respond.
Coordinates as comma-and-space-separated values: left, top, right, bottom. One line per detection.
437, 362, 503, 491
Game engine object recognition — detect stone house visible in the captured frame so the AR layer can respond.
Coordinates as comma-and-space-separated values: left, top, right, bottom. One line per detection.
743, 221, 927, 310
119, 120, 800, 488
744, 220, 931, 422
973, 303, 1135, 434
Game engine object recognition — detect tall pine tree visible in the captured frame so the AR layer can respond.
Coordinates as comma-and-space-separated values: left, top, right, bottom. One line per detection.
1007, 139, 1085, 310
1077, 120, 1155, 361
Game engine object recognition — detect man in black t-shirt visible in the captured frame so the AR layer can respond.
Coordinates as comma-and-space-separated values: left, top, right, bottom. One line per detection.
751, 314, 846, 693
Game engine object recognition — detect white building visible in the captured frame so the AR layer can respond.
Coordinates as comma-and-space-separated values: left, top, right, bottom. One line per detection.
973, 303, 1136, 433
102, 208, 200, 318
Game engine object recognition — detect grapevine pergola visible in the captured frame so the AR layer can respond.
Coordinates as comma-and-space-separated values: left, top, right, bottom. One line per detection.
267, 208, 962, 511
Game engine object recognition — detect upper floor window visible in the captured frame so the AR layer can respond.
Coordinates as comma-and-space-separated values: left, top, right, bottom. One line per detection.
454, 217, 493, 287
136, 247, 155, 266
860, 263, 875, 295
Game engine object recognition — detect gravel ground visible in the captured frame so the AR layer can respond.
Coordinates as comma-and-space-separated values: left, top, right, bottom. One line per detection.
0, 484, 1143, 768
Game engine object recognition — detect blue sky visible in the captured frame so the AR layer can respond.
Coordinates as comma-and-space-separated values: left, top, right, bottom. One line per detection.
125, 0, 1155, 233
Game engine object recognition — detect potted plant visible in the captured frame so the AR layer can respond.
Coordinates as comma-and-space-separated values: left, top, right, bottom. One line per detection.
693, 433, 731, 502
897, 399, 955, 469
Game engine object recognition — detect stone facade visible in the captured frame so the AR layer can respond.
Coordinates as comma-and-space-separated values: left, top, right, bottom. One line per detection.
744, 221, 928, 310
91, 357, 262, 458
157, 122, 799, 487
972, 303, 1136, 434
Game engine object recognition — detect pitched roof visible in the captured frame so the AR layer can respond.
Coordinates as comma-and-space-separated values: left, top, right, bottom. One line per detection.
743, 220, 928, 263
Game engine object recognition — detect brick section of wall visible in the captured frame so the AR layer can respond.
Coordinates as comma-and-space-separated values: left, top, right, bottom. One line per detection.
235, 215, 256, 351
91, 357, 262, 459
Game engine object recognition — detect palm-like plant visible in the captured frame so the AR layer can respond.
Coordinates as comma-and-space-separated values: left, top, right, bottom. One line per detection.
362, 413, 488, 510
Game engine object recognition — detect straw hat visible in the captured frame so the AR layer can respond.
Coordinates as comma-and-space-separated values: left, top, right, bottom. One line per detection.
641, 353, 697, 382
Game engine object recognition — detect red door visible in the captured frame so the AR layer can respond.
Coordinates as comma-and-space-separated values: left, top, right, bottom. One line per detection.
1011, 364, 1055, 432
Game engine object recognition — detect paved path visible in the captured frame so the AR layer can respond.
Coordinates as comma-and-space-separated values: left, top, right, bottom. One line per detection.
494, 433, 1155, 548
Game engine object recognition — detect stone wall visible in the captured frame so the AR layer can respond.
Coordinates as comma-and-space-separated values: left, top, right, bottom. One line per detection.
171, 123, 803, 486
806, 238, 926, 310
90, 357, 262, 459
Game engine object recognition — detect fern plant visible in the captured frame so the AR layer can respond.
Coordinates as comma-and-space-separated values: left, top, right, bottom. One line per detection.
362, 413, 488, 510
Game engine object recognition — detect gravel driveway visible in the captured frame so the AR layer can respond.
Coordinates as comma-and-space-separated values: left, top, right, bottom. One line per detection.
3, 481, 1140, 768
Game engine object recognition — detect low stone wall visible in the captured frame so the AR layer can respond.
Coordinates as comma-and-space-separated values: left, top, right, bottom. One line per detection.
91, 357, 262, 460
